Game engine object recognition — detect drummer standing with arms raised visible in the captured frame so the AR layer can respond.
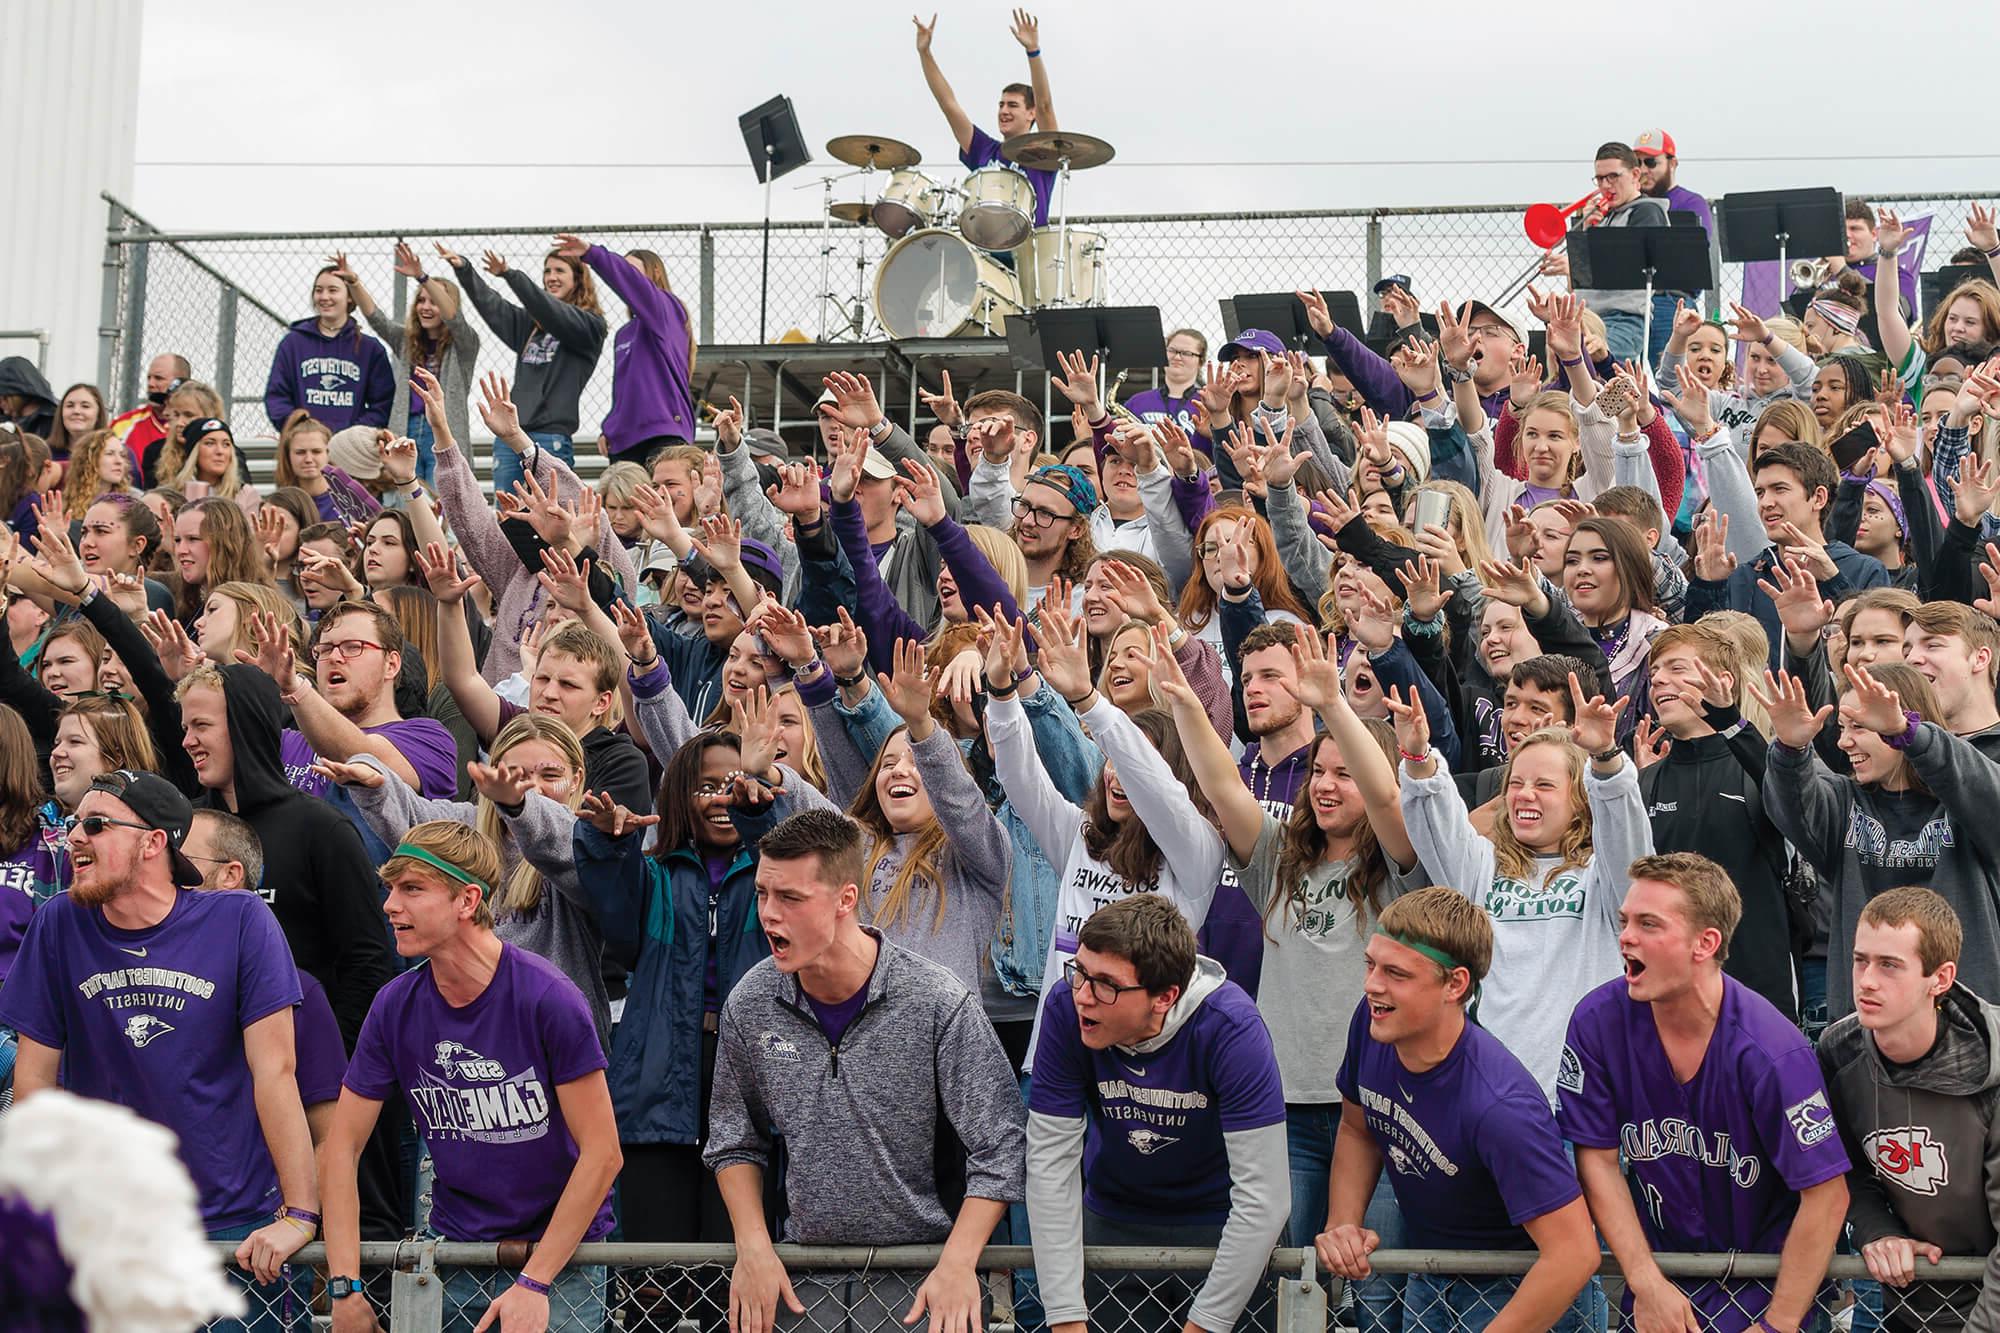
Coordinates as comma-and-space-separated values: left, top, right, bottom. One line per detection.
914, 10, 1059, 232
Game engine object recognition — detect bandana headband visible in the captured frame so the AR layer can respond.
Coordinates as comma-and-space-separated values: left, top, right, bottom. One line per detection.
1808, 299, 1862, 337
389, 844, 491, 898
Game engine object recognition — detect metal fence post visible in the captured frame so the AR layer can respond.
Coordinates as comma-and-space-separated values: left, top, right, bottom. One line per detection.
120, 231, 151, 412
1365, 212, 1384, 297
699, 226, 716, 344
388, 1238, 444, 1333
215, 288, 238, 418
1277, 1248, 1329, 1333
98, 199, 127, 391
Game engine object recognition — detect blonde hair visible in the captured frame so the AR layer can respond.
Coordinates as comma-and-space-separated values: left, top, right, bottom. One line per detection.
595, 459, 650, 505
380, 820, 503, 929
205, 582, 304, 666
962, 523, 1029, 609
1752, 399, 1822, 450
1763, 316, 1809, 356
474, 715, 586, 918
1489, 730, 1594, 883
1693, 611, 1773, 736
63, 429, 136, 520
156, 381, 225, 482
1409, 479, 1493, 571
847, 725, 954, 934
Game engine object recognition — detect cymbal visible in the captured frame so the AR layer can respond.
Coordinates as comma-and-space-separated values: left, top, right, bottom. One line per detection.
828, 202, 872, 224
1000, 130, 1115, 172
826, 135, 921, 169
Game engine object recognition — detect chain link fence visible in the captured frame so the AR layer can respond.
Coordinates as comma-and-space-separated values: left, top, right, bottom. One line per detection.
211, 1241, 1989, 1332
97, 191, 1997, 450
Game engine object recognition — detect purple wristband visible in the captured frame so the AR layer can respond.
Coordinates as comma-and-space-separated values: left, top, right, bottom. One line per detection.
515, 1274, 553, 1296
1883, 709, 1923, 751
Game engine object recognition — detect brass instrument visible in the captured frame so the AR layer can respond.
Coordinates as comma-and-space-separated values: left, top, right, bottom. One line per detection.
1791, 258, 1833, 291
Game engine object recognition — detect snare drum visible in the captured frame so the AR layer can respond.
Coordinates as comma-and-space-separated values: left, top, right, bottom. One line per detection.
1015, 227, 1105, 307
872, 229, 1023, 339
872, 169, 946, 238
957, 167, 1038, 250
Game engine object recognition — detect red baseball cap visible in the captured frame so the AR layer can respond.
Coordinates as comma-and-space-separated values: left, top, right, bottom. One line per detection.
1632, 129, 1676, 160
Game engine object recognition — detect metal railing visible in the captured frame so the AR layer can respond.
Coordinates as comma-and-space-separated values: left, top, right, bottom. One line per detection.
0, 328, 50, 372
210, 1240, 1990, 1331
97, 190, 1999, 450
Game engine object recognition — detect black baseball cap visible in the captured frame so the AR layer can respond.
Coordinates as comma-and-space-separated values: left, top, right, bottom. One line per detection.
87, 770, 202, 888
181, 416, 232, 451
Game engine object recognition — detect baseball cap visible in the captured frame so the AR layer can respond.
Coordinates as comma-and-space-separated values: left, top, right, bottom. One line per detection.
813, 387, 840, 415
1372, 274, 1414, 296
859, 448, 900, 482
1219, 328, 1287, 361
84, 770, 202, 888
738, 537, 785, 594
1025, 463, 1098, 517
742, 427, 789, 462
181, 416, 231, 450
639, 540, 678, 578
1456, 301, 1527, 347
1632, 129, 1676, 160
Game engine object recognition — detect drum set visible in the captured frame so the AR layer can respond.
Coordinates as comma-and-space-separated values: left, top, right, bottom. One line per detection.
809, 131, 1115, 342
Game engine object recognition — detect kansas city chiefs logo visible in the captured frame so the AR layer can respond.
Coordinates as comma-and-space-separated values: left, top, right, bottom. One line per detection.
1864, 1126, 1950, 1197
124, 1014, 174, 1048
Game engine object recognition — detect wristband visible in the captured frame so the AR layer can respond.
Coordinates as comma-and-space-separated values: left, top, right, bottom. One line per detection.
514, 1274, 553, 1296
1883, 708, 1923, 751
1025, 46, 1041, 57
1761, 334, 1776, 347
1987, 244, 2000, 259
1061, 688, 1094, 709
1397, 746, 1428, 764
1559, 355, 1583, 367
833, 668, 868, 689
987, 676, 1020, 699
279, 1205, 320, 1226
627, 651, 659, 668
1414, 389, 1440, 404
1591, 745, 1624, 765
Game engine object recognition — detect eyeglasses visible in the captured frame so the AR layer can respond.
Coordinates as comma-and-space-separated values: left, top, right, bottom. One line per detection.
1012, 497, 1075, 528
310, 638, 385, 662
1166, 347, 1203, 360
1592, 170, 1630, 186
61, 814, 153, 841
1063, 958, 1149, 1005
1468, 324, 1512, 340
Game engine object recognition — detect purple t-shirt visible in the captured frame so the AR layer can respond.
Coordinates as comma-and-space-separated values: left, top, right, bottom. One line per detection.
0, 835, 63, 985
960, 127, 1055, 229
1557, 976, 1850, 1333
804, 957, 876, 1047
1335, 1000, 1582, 1250
0, 888, 302, 1229
1031, 978, 1285, 1226
280, 717, 459, 800
343, 942, 614, 1242
294, 969, 347, 1106
1123, 388, 1203, 442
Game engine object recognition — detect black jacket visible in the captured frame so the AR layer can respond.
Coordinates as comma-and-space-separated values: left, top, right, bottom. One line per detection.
0, 356, 55, 437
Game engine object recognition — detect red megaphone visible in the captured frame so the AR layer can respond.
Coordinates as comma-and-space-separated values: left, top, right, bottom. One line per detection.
1522, 193, 1606, 249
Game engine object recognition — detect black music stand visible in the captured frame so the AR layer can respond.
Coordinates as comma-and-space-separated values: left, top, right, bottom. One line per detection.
1717, 188, 1845, 304
1571, 224, 1714, 366
1223, 291, 1366, 348
1020, 307, 1167, 403
1923, 264, 1988, 319
738, 96, 810, 343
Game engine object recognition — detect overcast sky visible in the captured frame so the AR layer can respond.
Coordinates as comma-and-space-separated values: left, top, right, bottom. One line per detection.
133, 0, 2000, 235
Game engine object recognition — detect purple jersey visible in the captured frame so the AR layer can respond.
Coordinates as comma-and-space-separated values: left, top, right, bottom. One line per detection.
1557, 976, 1851, 1333
1122, 387, 1203, 441
1335, 1000, 1582, 1249
0, 888, 302, 1229
343, 942, 614, 1243
280, 718, 459, 801
1030, 976, 1285, 1226
959, 127, 1055, 229
294, 969, 347, 1106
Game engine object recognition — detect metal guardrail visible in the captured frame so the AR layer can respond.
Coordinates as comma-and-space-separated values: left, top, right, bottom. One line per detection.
207, 1240, 1990, 1331
0, 328, 50, 372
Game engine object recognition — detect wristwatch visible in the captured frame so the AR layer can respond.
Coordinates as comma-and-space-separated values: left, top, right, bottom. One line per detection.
327, 1276, 364, 1300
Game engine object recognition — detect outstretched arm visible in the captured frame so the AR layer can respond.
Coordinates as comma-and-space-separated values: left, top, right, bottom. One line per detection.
914, 15, 975, 153
1010, 9, 1056, 132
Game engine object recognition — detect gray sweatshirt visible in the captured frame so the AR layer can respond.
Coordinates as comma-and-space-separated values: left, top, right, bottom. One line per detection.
703, 929, 1027, 1243
362, 301, 480, 444
1399, 750, 1653, 1101
1027, 958, 1290, 1333
1572, 196, 1669, 318
342, 754, 610, 1047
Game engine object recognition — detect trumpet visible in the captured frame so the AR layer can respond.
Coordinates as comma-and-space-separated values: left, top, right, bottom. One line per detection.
1791, 258, 1833, 290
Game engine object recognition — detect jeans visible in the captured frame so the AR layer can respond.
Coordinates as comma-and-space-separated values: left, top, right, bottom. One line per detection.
442, 1263, 607, 1333
1800, 957, 1830, 1043
1600, 310, 1647, 366
492, 430, 574, 500
1285, 1104, 1405, 1332
205, 1220, 312, 1332
1649, 291, 1690, 370
407, 415, 437, 487
1400, 1271, 1601, 1333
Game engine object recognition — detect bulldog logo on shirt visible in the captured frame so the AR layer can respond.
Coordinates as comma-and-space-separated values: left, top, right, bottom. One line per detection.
1126, 1128, 1179, 1156
124, 1014, 174, 1048
1785, 1091, 1837, 1148
1865, 1126, 1950, 1197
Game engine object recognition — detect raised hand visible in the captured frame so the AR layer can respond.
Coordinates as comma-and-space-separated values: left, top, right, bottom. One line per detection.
1395, 554, 1447, 622
610, 599, 658, 666
694, 453, 724, 520
920, 368, 961, 429
766, 459, 825, 523
1035, 577, 1093, 701
1296, 289, 1334, 338
1956, 452, 2000, 527
1969, 202, 2000, 255
1050, 349, 1102, 414
1258, 350, 1294, 408
1146, 622, 1200, 711
467, 760, 536, 808
1198, 360, 1240, 423
1382, 685, 1431, 765
416, 541, 481, 605
1478, 556, 1546, 613
1874, 207, 1911, 259
296, 546, 363, 599
1775, 519, 1837, 581
1503, 503, 1537, 561
1389, 337, 1440, 397
1009, 7, 1039, 49
1724, 302, 1769, 347
713, 395, 745, 452
1509, 348, 1545, 407
1978, 543, 2000, 619
433, 240, 465, 267
1309, 488, 1362, 551
821, 371, 884, 431
410, 365, 453, 444
310, 757, 387, 790
235, 609, 298, 694
731, 685, 785, 780
255, 506, 290, 565
816, 606, 869, 682
893, 458, 948, 526
480, 250, 509, 277
551, 232, 589, 261
974, 607, 1030, 692
690, 514, 744, 577
879, 637, 938, 735
535, 545, 594, 613
1692, 510, 1736, 582
826, 424, 869, 503
1842, 662, 1915, 738
1099, 558, 1168, 625
392, 241, 424, 279
1543, 291, 1584, 363
1756, 555, 1833, 641
141, 609, 201, 682
1434, 301, 1473, 370
1346, 584, 1397, 654
1291, 627, 1345, 713
31, 522, 89, 597
1632, 716, 1671, 771
475, 371, 520, 439
1747, 670, 1834, 750
934, 646, 985, 708
1380, 285, 1420, 330
578, 790, 661, 839
380, 434, 418, 487
1567, 672, 1628, 756
745, 600, 815, 670
325, 250, 359, 289
1155, 418, 1201, 480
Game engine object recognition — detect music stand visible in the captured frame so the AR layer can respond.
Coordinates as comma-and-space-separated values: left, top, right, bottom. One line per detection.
738, 96, 811, 343
1020, 307, 1167, 401
1223, 291, 1366, 348
1717, 188, 1845, 303
1923, 264, 1988, 319
1570, 224, 1714, 367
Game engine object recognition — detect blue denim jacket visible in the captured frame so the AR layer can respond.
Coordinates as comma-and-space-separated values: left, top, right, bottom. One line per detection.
832, 680, 1102, 998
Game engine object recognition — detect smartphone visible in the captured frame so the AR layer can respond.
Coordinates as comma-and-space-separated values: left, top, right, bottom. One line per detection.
1412, 489, 1452, 535
1828, 420, 1881, 474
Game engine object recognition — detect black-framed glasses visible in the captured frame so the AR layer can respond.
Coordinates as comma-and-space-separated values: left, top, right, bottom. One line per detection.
1063, 958, 1148, 1005
310, 638, 385, 662
1166, 346, 1203, 360
61, 814, 153, 841
1012, 497, 1074, 529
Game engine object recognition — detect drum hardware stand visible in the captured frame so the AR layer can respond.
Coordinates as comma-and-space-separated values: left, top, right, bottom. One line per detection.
1051, 153, 1073, 308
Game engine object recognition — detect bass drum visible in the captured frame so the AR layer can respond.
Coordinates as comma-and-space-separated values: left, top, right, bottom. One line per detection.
1015, 227, 1105, 308
872, 229, 1023, 339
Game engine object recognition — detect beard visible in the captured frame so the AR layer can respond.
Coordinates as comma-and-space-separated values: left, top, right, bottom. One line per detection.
68, 867, 120, 908
1251, 698, 1303, 739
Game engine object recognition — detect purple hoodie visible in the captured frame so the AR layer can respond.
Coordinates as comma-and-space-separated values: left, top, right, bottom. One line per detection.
264, 317, 396, 432
582, 244, 696, 455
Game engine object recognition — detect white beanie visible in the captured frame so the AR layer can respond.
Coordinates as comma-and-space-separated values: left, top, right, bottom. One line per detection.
1384, 421, 1431, 482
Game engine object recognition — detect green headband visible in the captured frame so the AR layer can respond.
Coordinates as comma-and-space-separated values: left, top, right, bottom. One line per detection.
1374, 927, 1469, 977
389, 844, 490, 899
